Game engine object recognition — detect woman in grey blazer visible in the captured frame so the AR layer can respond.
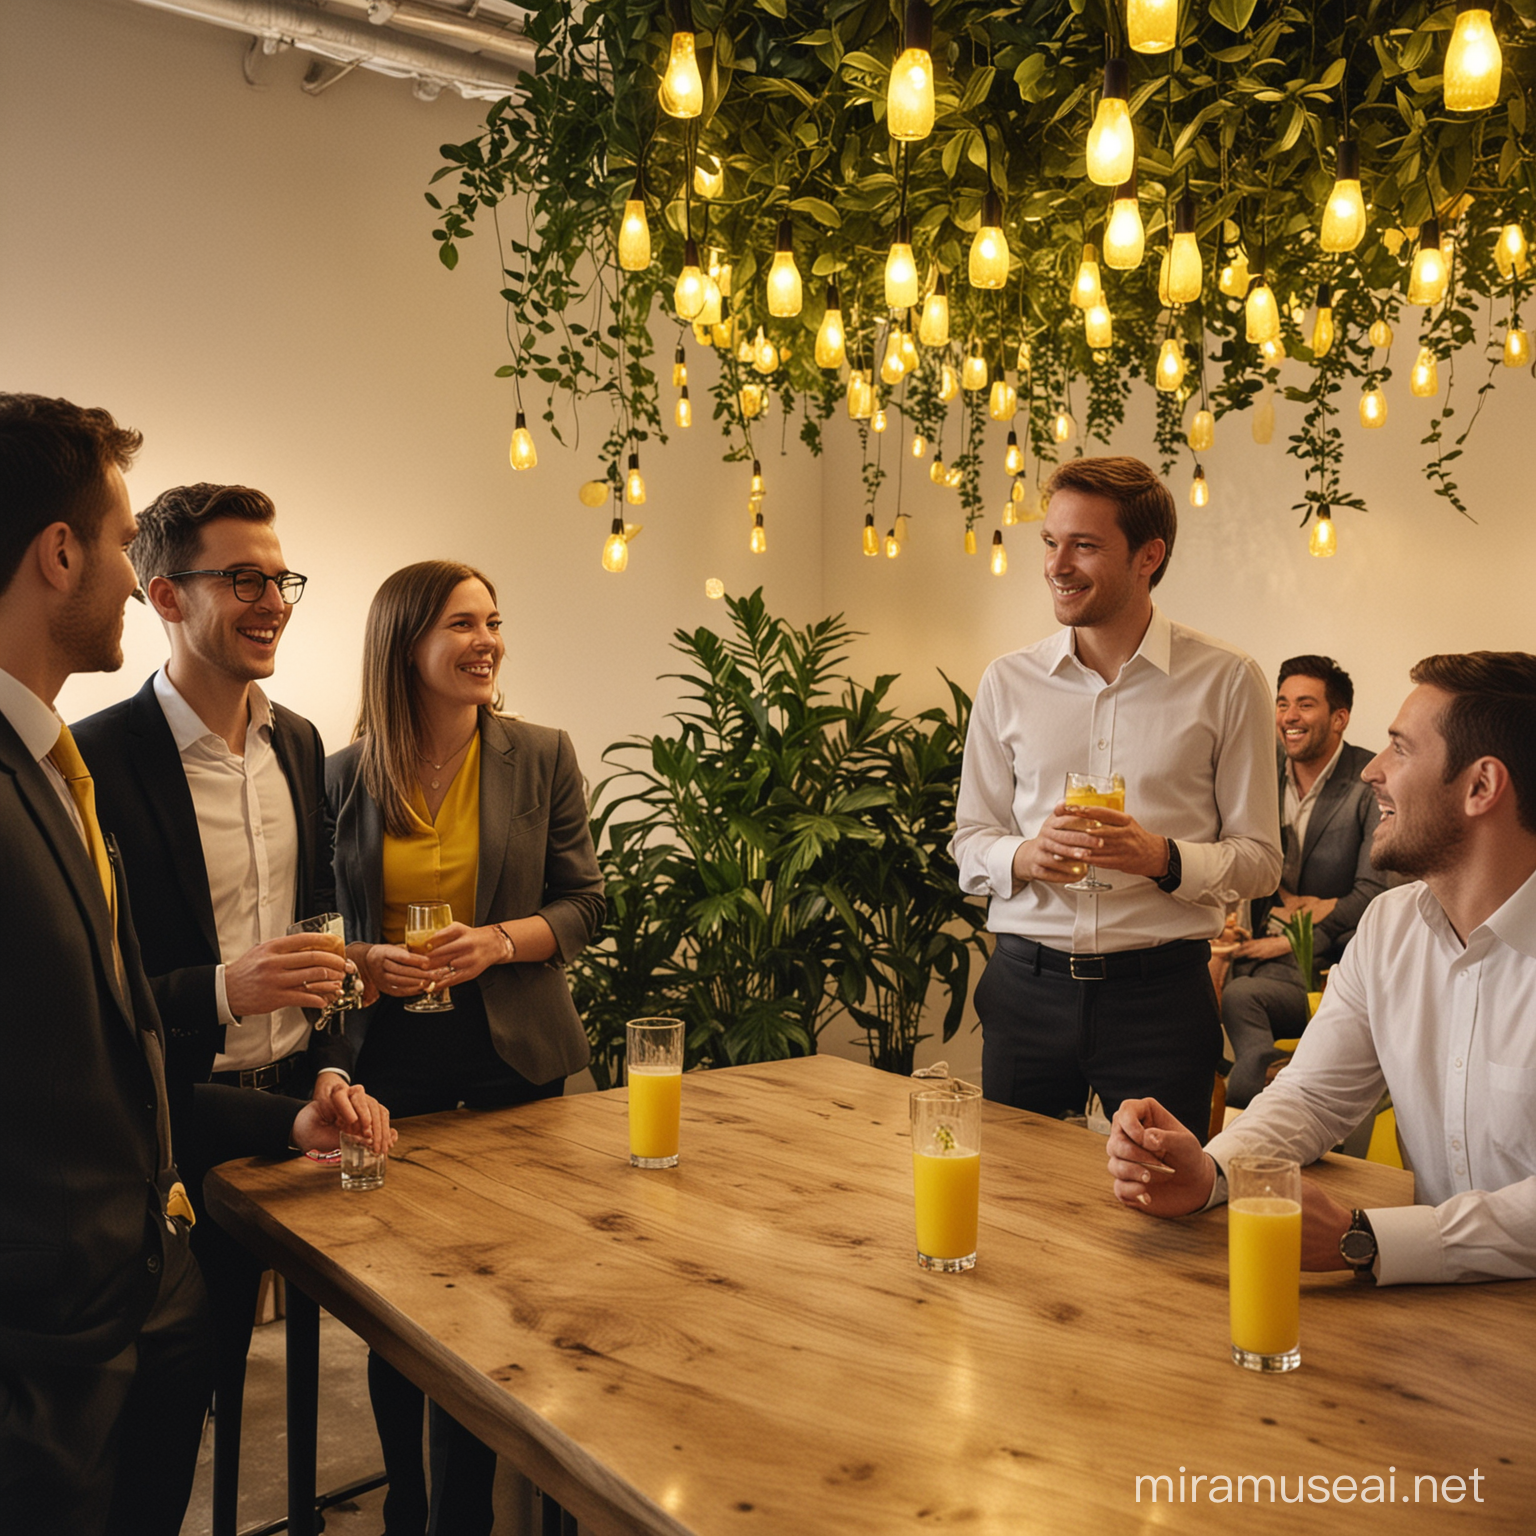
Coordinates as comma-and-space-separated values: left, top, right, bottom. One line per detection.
327, 559, 604, 1536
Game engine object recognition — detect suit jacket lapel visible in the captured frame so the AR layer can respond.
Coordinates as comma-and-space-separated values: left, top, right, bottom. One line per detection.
475, 715, 517, 925
270, 712, 313, 920
1299, 756, 1354, 867
127, 680, 221, 958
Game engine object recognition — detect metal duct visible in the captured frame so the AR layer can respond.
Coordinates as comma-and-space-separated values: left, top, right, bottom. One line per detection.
126, 0, 533, 99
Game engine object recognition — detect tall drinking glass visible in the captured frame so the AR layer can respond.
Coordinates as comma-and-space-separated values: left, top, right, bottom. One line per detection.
626, 1018, 683, 1168
287, 912, 363, 1031
1228, 1155, 1302, 1372
403, 901, 454, 1013
910, 1080, 982, 1272
1063, 771, 1125, 893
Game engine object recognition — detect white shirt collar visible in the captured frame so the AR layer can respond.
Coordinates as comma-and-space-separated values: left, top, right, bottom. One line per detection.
1287, 735, 1347, 799
1047, 603, 1170, 681
0, 666, 68, 762
1414, 864, 1536, 962
153, 665, 273, 753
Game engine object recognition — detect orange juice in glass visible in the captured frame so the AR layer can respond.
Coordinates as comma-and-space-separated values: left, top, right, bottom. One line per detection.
1063, 771, 1125, 892
404, 901, 454, 1013
626, 1018, 683, 1168
1228, 1155, 1302, 1372
910, 1081, 983, 1271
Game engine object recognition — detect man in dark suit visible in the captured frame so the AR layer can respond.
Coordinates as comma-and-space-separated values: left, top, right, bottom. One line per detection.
72, 482, 360, 1522
1221, 655, 1388, 1106
0, 394, 391, 1536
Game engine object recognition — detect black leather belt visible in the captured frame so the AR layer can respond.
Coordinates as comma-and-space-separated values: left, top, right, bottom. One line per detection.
209, 1051, 305, 1092
998, 934, 1211, 982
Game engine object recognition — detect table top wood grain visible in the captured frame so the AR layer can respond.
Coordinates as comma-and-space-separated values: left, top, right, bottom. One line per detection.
206, 1056, 1534, 1535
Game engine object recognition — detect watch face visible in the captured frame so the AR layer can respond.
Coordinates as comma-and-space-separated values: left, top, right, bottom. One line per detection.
1341, 1228, 1376, 1265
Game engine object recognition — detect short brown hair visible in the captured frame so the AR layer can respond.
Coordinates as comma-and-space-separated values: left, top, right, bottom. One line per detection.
1042, 455, 1177, 586
1278, 655, 1354, 714
354, 560, 500, 838
1411, 652, 1536, 833
131, 483, 276, 585
0, 393, 142, 596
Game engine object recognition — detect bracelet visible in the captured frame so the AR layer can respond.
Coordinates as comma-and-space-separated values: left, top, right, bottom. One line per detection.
495, 923, 518, 963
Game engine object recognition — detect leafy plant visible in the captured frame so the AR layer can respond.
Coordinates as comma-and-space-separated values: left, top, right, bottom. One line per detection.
569, 589, 988, 1085
1282, 908, 1315, 987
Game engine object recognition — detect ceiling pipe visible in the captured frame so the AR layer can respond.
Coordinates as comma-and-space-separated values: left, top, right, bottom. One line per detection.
125, 0, 532, 98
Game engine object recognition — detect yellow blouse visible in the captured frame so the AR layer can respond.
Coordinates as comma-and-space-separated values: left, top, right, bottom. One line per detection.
381, 734, 481, 945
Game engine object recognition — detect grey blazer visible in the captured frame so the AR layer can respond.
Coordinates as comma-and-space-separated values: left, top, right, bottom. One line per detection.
326, 713, 605, 1084
1252, 740, 1387, 965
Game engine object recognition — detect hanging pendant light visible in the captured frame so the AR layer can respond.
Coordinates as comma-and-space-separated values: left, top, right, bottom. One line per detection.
1503, 326, 1530, 367
1052, 409, 1074, 443
990, 529, 1008, 575
887, 0, 936, 141
659, 0, 704, 118
1407, 220, 1449, 306
929, 453, 947, 484
675, 385, 692, 428
1155, 337, 1186, 392
1311, 283, 1336, 358
1443, 1, 1502, 112
969, 190, 1010, 289
1494, 223, 1529, 280
602, 511, 629, 572
672, 342, 687, 387
1320, 140, 1367, 252
752, 326, 779, 375
871, 401, 889, 433
1245, 274, 1281, 344
899, 327, 919, 373
674, 237, 706, 320
988, 376, 1017, 422
508, 409, 537, 471
1085, 301, 1113, 349
1072, 244, 1104, 309
918, 271, 950, 346
1308, 507, 1337, 557
964, 527, 978, 555
1188, 408, 1214, 452
961, 344, 988, 392
625, 451, 647, 504
1368, 317, 1394, 349
1086, 56, 1135, 186
1004, 429, 1024, 476
1189, 465, 1209, 507
1359, 383, 1388, 426
767, 219, 802, 318
885, 216, 918, 309
1167, 193, 1203, 303
1410, 345, 1439, 398
749, 509, 766, 554
815, 282, 846, 369
863, 513, 879, 556
1103, 173, 1145, 270
1217, 223, 1250, 298
939, 362, 959, 401
1128, 0, 1178, 55
617, 172, 651, 271
847, 369, 873, 419
739, 381, 764, 419
886, 526, 902, 557
880, 325, 907, 386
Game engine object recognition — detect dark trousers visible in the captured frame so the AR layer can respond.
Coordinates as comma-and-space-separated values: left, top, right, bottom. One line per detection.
0, 1223, 212, 1536
1221, 954, 1311, 1108
357, 982, 562, 1536
977, 934, 1222, 1142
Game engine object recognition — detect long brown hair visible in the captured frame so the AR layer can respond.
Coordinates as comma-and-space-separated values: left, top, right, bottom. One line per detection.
354, 560, 500, 837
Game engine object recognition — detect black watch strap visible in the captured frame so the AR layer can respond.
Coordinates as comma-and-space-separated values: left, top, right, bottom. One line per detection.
1153, 837, 1182, 893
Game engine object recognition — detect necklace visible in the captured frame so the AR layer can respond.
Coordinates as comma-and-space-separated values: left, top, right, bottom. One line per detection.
416, 728, 477, 790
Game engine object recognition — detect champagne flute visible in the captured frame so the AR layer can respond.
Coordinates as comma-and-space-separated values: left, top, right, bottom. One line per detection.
287, 912, 364, 1032
1063, 771, 1125, 894
403, 901, 455, 1013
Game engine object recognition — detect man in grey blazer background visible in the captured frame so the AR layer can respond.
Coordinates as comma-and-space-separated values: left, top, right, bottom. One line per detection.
1222, 656, 1389, 1106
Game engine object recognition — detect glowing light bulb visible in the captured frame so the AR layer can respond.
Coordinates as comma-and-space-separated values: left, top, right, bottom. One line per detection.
1308, 509, 1337, 558
1245, 278, 1281, 344
1085, 301, 1113, 349
944, 464, 963, 488
1103, 179, 1145, 270
1072, 244, 1103, 309
968, 191, 1010, 289
671, 344, 687, 388
739, 382, 764, 419
1189, 466, 1209, 508
766, 220, 802, 318
1359, 384, 1387, 427
749, 512, 766, 554
1155, 338, 1186, 392
988, 378, 1017, 422
1188, 408, 1214, 452
1320, 140, 1367, 252
847, 370, 873, 420
1217, 243, 1250, 299
1505, 327, 1530, 367
1410, 345, 1439, 398
749, 460, 764, 499
660, 7, 704, 119
617, 175, 650, 271
990, 529, 1007, 575
1494, 223, 1529, 280
879, 328, 907, 386
929, 454, 946, 484
674, 238, 706, 320
900, 330, 919, 373
1311, 283, 1335, 358
1085, 58, 1135, 186
1168, 194, 1202, 303
1369, 318, 1393, 349
887, 1, 935, 140
508, 410, 537, 471
1052, 410, 1074, 443
885, 528, 902, 558
1128, 0, 1178, 54
675, 386, 692, 428
939, 363, 959, 401
815, 283, 846, 369
1252, 392, 1276, 444
1004, 429, 1024, 476
697, 273, 722, 328
871, 405, 888, 433
1002, 498, 1018, 527
912, 433, 927, 458
961, 348, 988, 392
1010, 479, 1025, 505
693, 152, 723, 200
1016, 340, 1032, 372
863, 513, 879, 556
964, 527, 977, 556
885, 226, 918, 311
602, 515, 629, 572
753, 327, 779, 375
1443, 4, 1502, 113
625, 451, 647, 504
1261, 335, 1287, 364
918, 272, 950, 347
1407, 221, 1449, 306
705, 577, 724, 599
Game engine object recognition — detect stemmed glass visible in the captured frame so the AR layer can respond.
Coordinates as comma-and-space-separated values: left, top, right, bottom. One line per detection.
404, 901, 455, 1013
1063, 772, 1125, 894
287, 912, 365, 1032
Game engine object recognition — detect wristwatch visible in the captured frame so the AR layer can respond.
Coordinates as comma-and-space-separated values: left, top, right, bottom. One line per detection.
1340, 1208, 1378, 1281
1153, 837, 1182, 893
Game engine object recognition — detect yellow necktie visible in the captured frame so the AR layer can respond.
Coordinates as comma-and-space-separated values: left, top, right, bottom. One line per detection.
48, 722, 117, 919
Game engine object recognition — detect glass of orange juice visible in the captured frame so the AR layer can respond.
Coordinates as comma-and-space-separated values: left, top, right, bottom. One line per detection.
1063, 771, 1125, 893
626, 1018, 684, 1168
1228, 1155, 1302, 1372
910, 1080, 982, 1272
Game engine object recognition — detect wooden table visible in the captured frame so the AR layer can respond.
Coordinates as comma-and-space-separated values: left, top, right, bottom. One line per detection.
206, 1056, 1535, 1534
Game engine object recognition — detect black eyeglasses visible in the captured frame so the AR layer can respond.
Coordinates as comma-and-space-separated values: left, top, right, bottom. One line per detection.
165, 568, 308, 604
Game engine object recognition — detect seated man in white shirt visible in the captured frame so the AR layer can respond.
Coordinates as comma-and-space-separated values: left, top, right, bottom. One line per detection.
1106, 652, 1536, 1284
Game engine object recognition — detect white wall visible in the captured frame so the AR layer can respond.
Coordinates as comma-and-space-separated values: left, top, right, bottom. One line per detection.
8, 0, 1533, 1086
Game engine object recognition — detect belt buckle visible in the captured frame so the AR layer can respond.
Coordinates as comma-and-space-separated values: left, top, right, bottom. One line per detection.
1069, 953, 1107, 981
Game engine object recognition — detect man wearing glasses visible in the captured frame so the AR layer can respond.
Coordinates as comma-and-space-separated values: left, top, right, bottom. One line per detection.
71, 483, 358, 1512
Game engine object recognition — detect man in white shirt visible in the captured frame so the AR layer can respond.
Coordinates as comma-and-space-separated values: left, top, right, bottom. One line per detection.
1108, 652, 1536, 1284
1221, 655, 1388, 1106
952, 455, 1281, 1138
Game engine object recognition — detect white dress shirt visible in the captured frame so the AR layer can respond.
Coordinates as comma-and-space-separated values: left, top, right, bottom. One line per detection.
1283, 734, 1347, 859
153, 668, 304, 1071
0, 667, 85, 839
951, 606, 1282, 953
1207, 873, 1536, 1284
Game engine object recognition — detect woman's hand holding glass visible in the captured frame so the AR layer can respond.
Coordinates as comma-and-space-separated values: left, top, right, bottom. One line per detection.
414, 922, 511, 988
365, 940, 451, 999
